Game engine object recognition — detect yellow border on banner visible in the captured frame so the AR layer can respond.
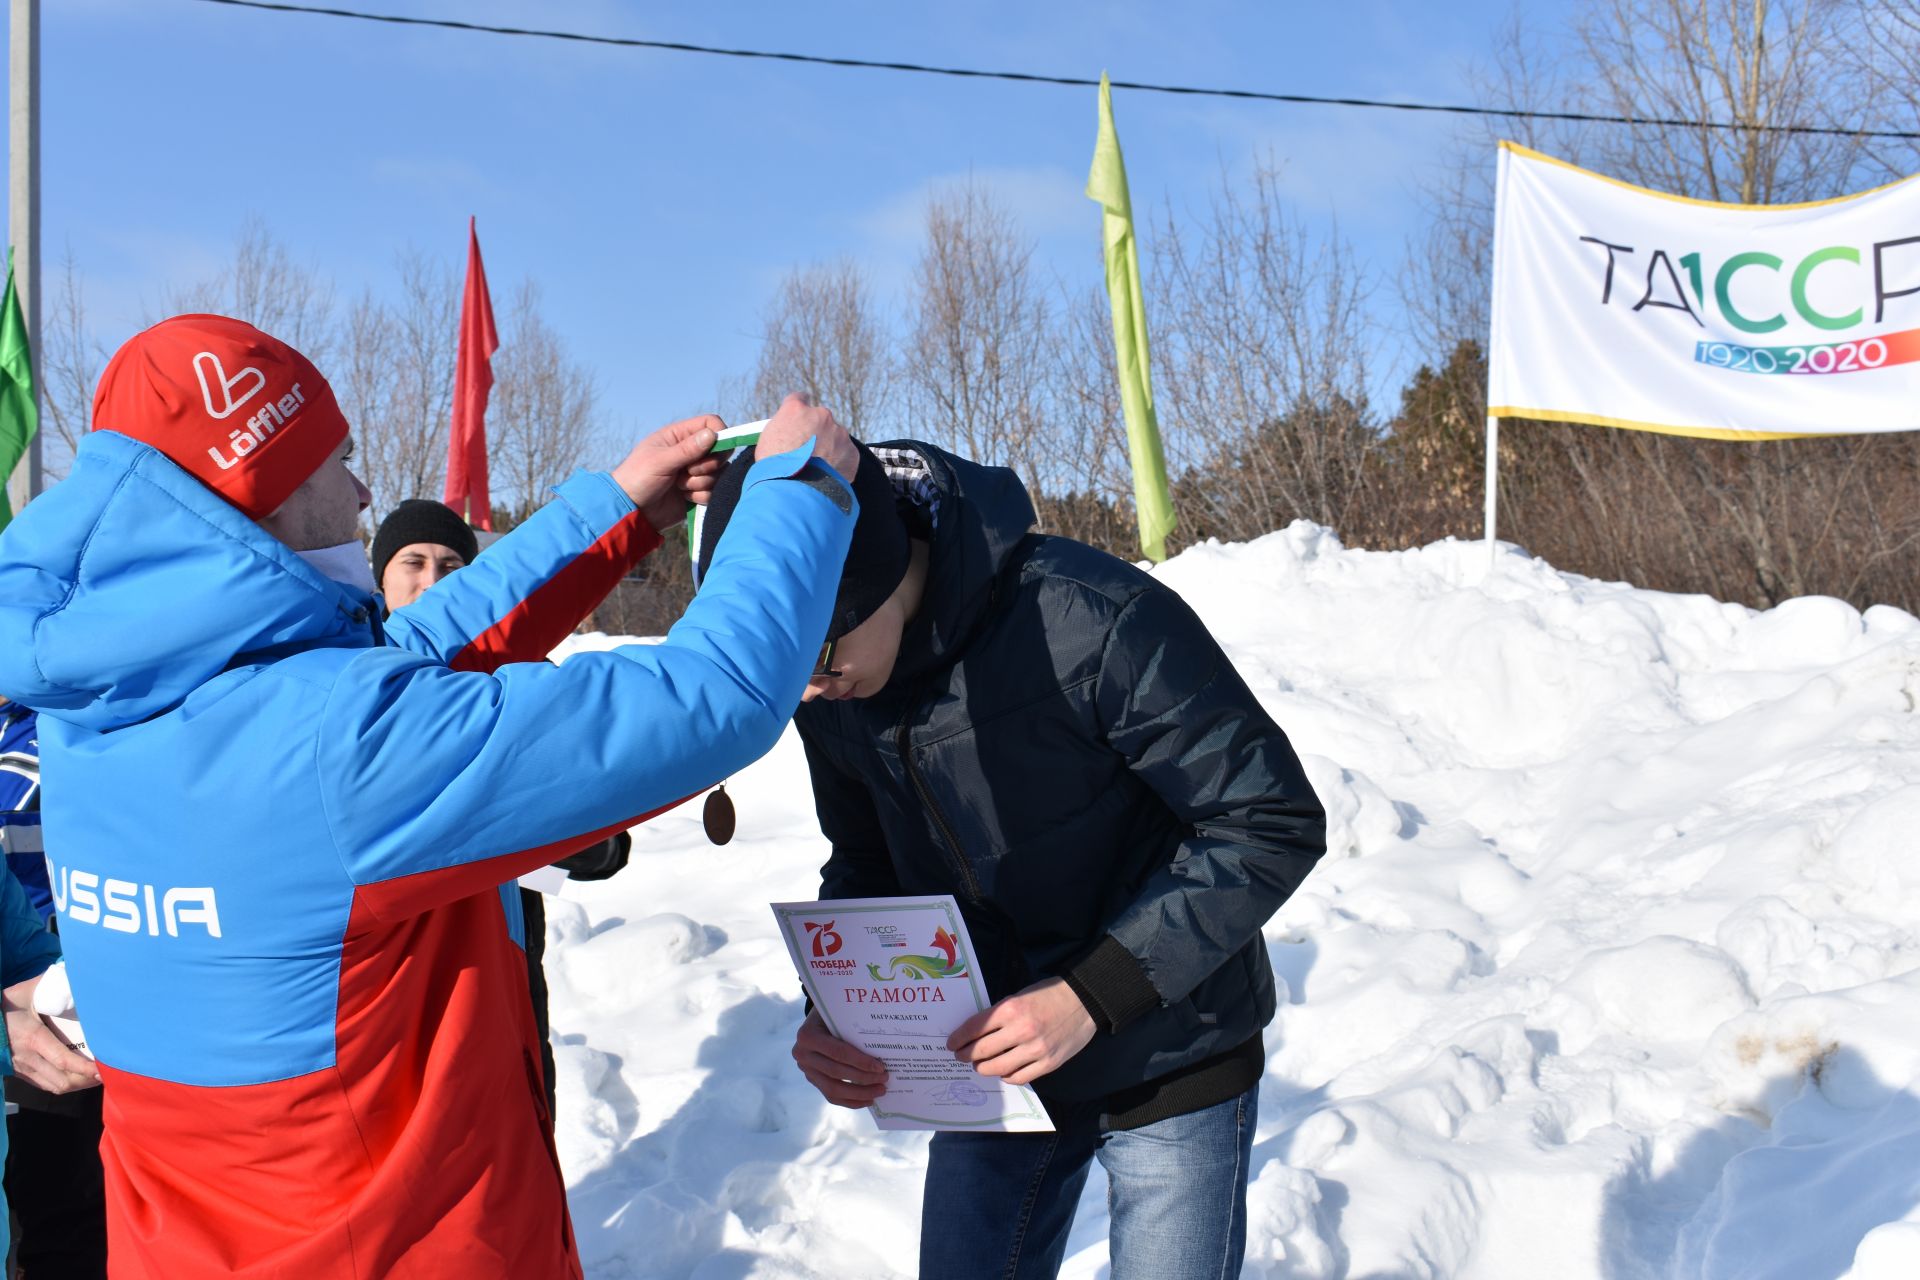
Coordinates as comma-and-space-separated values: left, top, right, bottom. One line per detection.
1487, 405, 1824, 441
1498, 140, 1916, 211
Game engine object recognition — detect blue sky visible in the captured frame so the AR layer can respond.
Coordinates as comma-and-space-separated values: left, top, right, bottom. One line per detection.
7, 0, 1577, 452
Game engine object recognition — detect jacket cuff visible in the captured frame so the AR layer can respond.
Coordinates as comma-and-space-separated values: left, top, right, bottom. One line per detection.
557, 831, 631, 882
744, 441, 855, 511
556, 470, 640, 532
1062, 935, 1161, 1035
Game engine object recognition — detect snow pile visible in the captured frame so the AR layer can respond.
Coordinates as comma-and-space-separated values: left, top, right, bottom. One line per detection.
547, 524, 1920, 1279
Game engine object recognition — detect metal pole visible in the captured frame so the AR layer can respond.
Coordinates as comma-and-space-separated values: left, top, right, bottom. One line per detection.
7, 0, 38, 516
1484, 414, 1499, 569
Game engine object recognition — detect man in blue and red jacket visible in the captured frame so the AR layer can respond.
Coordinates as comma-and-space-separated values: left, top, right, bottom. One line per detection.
0, 313, 860, 1279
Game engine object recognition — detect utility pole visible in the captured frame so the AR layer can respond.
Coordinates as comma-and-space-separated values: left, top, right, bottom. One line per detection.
7, 0, 37, 517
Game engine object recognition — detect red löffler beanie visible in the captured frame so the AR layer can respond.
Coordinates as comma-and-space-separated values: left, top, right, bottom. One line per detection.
91, 313, 350, 519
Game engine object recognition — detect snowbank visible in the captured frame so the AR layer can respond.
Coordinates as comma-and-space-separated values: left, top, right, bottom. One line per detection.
547, 524, 1920, 1279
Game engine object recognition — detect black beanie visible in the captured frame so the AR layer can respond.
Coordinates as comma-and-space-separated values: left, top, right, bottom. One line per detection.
695, 442, 910, 641
371, 499, 481, 589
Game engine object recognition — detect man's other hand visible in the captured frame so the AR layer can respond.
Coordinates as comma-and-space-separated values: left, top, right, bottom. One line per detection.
792, 1008, 888, 1108
2, 975, 100, 1094
611, 415, 727, 531
756, 393, 860, 483
948, 977, 1096, 1086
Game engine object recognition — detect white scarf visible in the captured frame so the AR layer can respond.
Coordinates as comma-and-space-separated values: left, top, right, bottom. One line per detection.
295, 540, 377, 595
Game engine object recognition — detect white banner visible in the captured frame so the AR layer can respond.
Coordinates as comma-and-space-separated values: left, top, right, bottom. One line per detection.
1489, 142, 1920, 439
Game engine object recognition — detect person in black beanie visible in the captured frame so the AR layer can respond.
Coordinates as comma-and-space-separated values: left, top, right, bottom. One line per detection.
694, 439, 1328, 1280
370, 498, 481, 608
370, 498, 633, 1118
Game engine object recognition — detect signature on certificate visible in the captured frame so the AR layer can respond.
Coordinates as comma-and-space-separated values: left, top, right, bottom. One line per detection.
931, 1079, 991, 1107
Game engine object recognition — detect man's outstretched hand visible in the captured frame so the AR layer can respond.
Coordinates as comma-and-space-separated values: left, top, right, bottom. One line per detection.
756, 393, 861, 483
612, 415, 727, 532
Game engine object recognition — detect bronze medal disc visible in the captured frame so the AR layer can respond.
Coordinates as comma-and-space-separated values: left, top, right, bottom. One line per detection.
703, 786, 737, 846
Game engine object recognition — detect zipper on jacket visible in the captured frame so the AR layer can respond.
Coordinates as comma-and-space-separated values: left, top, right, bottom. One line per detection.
894, 695, 986, 905
524, 1048, 576, 1255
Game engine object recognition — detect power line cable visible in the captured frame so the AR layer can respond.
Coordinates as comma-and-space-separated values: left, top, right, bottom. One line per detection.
192, 0, 1920, 142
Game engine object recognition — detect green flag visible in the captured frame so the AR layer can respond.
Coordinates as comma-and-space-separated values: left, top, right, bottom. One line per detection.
0, 252, 35, 533
1087, 72, 1175, 563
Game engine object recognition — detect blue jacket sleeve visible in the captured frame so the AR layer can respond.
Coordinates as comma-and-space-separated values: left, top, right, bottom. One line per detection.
383, 471, 651, 667
0, 865, 58, 989
318, 446, 855, 921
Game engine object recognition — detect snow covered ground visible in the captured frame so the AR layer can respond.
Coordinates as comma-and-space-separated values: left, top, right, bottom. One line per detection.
546, 524, 1920, 1279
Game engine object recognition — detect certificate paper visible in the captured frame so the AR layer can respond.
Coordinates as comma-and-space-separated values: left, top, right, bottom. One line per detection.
772, 895, 1053, 1132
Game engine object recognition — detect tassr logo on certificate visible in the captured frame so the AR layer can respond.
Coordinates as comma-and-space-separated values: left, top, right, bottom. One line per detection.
771, 895, 1053, 1133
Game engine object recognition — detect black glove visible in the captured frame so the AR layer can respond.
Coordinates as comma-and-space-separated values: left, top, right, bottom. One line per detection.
556, 830, 632, 882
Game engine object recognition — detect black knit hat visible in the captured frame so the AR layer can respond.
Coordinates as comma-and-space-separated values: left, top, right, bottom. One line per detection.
695, 442, 909, 641
371, 499, 481, 589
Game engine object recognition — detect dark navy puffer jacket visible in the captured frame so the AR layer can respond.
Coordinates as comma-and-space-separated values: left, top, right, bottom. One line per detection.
796, 441, 1327, 1102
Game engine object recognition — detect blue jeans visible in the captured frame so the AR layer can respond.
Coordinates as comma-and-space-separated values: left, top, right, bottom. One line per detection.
917, 1085, 1258, 1280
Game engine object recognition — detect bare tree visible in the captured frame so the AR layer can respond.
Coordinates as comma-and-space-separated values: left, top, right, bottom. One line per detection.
50, 222, 340, 483
1152, 167, 1380, 545
751, 260, 895, 433
1031, 283, 1138, 549
38, 248, 105, 480
46, 223, 622, 572
343, 249, 460, 528
717, 167, 1385, 562
489, 280, 599, 526
1567, 0, 1880, 204
158, 218, 338, 368
1853, 4, 1920, 179
141, 226, 463, 530
904, 182, 1053, 481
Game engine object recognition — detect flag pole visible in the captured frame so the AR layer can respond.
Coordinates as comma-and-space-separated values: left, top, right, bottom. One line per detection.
7, 0, 38, 516
1484, 413, 1499, 569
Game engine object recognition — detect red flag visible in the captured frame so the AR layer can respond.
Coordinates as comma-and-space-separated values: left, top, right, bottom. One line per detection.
443, 217, 500, 530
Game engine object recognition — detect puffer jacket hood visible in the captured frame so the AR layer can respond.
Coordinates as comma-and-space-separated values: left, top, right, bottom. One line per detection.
871, 439, 1036, 688
0, 430, 371, 732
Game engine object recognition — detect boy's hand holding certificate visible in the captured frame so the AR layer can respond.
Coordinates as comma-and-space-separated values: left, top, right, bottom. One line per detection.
772, 895, 1053, 1132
